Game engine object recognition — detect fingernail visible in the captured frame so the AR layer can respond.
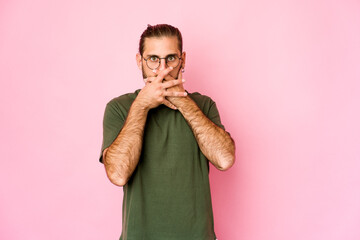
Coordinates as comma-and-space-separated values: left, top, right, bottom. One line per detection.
169, 66, 173, 70
184, 92, 187, 96
144, 78, 147, 82
152, 69, 157, 73
182, 79, 185, 82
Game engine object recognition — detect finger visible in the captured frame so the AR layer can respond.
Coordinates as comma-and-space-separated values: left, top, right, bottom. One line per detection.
162, 99, 177, 110
164, 74, 175, 81
152, 68, 158, 75
162, 79, 184, 89
164, 74, 185, 83
144, 77, 157, 83
164, 74, 175, 80
164, 91, 187, 97
155, 67, 173, 82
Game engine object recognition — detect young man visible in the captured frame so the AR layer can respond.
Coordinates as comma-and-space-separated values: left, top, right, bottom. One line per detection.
99, 24, 235, 240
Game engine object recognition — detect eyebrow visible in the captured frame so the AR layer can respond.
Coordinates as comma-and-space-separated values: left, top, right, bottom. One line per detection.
145, 53, 178, 58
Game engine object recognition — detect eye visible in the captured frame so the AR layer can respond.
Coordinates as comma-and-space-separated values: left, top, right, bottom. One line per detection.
149, 56, 159, 62
167, 55, 176, 62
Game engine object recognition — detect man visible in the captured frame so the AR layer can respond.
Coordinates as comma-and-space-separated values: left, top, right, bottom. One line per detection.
99, 24, 235, 240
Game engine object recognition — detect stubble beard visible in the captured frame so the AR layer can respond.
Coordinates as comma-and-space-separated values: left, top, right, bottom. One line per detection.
141, 64, 148, 79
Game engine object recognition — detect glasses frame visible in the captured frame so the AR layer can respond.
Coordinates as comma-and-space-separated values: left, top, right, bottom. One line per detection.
142, 55, 182, 70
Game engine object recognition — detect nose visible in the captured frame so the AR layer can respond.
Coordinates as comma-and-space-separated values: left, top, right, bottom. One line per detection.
158, 59, 167, 71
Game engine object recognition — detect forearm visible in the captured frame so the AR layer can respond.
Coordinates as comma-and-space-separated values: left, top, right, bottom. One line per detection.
103, 99, 148, 186
169, 96, 235, 170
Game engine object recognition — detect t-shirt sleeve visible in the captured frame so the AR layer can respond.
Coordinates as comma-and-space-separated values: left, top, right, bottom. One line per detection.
190, 92, 227, 132
99, 101, 126, 163
206, 100, 226, 131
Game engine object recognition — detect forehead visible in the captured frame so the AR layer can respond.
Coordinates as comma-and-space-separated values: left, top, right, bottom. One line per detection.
143, 36, 180, 56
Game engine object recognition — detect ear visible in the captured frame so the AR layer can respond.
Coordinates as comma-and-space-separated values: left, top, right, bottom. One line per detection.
136, 53, 142, 70
181, 51, 186, 69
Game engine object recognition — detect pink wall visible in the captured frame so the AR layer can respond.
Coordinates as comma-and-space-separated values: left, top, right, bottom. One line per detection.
1, 0, 360, 239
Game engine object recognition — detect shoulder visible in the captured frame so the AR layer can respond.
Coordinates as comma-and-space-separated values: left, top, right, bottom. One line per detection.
188, 91, 216, 103
106, 89, 140, 108
104, 89, 140, 117
188, 91, 217, 113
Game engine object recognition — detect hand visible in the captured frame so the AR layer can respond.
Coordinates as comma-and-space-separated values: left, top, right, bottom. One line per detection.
162, 69, 186, 108
136, 67, 187, 110
164, 68, 185, 93
144, 68, 186, 96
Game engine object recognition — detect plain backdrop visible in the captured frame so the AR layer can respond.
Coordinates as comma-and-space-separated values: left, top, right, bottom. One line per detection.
1, 0, 360, 239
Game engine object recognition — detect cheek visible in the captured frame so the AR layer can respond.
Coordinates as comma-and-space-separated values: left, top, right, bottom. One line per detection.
170, 69, 180, 79
142, 66, 155, 77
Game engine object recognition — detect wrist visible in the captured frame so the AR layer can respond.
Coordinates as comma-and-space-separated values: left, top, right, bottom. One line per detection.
168, 95, 190, 111
133, 98, 151, 113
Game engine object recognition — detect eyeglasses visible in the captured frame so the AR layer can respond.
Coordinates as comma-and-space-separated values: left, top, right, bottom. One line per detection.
142, 55, 182, 70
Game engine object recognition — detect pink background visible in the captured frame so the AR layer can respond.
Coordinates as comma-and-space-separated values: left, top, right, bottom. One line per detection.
1, 0, 360, 239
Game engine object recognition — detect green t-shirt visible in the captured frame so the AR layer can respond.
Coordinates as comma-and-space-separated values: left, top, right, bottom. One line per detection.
99, 89, 225, 240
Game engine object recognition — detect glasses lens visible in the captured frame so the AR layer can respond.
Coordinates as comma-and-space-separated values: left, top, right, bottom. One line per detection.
144, 56, 181, 70
166, 55, 180, 68
146, 56, 160, 70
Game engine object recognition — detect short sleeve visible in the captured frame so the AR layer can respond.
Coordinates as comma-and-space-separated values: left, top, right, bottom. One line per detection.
99, 101, 126, 163
207, 101, 226, 131
189, 92, 227, 132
